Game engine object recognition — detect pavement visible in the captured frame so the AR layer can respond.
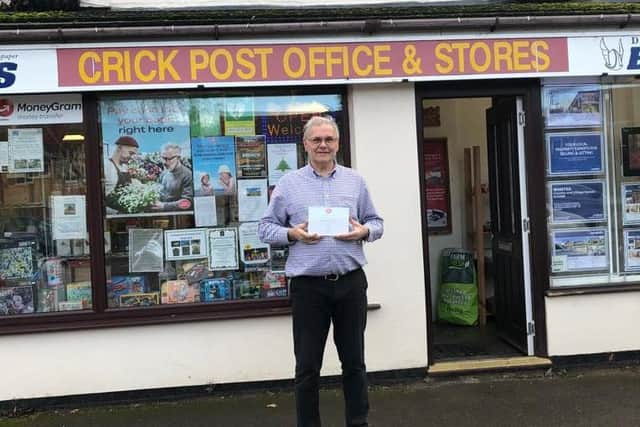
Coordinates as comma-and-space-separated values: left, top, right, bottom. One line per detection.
2, 364, 640, 427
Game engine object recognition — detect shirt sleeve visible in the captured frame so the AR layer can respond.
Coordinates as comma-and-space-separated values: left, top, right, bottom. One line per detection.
357, 178, 384, 242
258, 181, 292, 246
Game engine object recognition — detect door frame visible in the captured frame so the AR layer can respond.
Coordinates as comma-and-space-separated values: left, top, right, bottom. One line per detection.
415, 79, 548, 363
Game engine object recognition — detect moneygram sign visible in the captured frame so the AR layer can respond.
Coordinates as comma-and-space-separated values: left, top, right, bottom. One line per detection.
0, 94, 83, 125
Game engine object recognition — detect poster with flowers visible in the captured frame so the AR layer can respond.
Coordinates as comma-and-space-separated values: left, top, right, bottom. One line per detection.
100, 98, 193, 217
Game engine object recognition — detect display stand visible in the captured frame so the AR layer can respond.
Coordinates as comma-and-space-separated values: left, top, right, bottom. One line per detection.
464, 146, 487, 326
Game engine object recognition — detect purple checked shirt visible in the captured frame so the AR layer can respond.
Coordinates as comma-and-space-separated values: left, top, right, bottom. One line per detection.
258, 164, 383, 277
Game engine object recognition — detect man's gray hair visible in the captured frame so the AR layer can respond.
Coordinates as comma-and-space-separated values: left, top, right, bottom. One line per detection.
161, 143, 182, 154
302, 116, 340, 141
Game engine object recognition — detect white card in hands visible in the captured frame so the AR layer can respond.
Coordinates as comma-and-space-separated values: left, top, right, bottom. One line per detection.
307, 206, 349, 236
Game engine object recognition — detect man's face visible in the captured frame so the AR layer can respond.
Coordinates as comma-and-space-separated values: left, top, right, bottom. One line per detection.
116, 145, 138, 164
219, 172, 231, 184
303, 123, 339, 167
161, 149, 180, 171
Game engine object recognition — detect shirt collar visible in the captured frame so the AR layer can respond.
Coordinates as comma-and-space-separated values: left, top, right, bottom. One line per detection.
306, 162, 339, 178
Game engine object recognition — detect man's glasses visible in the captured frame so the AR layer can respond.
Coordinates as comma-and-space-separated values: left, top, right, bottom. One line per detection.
307, 136, 337, 145
161, 155, 178, 162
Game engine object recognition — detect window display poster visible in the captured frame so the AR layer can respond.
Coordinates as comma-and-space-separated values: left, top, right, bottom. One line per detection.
239, 222, 270, 265
51, 195, 87, 240
267, 143, 297, 185
550, 181, 606, 223
164, 228, 208, 261
255, 94, 342, 144
208, 228, 239, 271
260, 112, 305, 144
0, 242, 34, 280
100, 98, 193, 218
194, 196, 217, 227
192, 136, 237, 196
547, 133, 603, 176
189, 98, 222, 137
8, 128, 44, 173
0, 141, 8, 172
270, 246, 289, 271
224, 97, 255, 136
622, 183, 640, 224
424, 138, 451, 234
236, 135, 267, 178
543, 85, 601, 128
621, 127, 640, 177
238, 179, 268, 222
624, 229, 640, 271
107, 275, 148, 307
0, 285, 34, 315
129, 228, 164, 272
551, 228, 608, 272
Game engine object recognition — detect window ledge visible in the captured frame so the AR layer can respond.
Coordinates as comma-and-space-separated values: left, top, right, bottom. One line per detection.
0, 303, 381, 336
546, 283, 640, 297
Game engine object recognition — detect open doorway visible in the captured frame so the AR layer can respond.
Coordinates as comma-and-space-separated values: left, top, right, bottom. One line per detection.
419, 94, 534, 362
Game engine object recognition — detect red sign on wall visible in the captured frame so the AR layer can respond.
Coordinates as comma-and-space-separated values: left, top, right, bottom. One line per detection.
424, 137, 451, 234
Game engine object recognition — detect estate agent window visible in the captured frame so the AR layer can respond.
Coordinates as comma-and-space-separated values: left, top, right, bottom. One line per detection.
0, 89, 347, 324
544, 78, 640, 288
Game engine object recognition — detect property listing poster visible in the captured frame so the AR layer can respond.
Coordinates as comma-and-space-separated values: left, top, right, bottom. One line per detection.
543, 86, 602, 128
238, 179, 268, 222
236, 135, 267, 178
551, 228, 608, 273
51, 195, 87, 240
622, 183, 640, 224
550, 180, 606, 224
624, 229, 640, 271
267, 143, 297, 186
224, 97, 255, 136
192, 136, 237, 196
547, 133, 603, 176
8, 128, 44, 173
100, 98, 192, 217
423, 139, 450, 232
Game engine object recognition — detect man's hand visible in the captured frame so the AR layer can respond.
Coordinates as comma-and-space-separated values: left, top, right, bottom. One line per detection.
335, 218, 369, 241
288, 222, 321, 244
151, 201, 165, 210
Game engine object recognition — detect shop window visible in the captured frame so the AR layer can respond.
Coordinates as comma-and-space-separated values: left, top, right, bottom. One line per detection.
0, 102, 91, 315
544, 79, 640, 288
100, 92, 347, 309
0, 89, 347, 329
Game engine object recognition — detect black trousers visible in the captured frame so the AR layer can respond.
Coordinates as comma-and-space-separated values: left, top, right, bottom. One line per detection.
290, 268, 369, 427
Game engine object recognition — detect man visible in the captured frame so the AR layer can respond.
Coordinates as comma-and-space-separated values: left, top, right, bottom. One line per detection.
258, 116, 383, 427
217, 164, 236, 195
104, 135, 139, 212
152, 143, 193, 211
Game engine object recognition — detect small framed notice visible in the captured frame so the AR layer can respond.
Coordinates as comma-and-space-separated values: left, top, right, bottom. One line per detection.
164, 228, 208, 261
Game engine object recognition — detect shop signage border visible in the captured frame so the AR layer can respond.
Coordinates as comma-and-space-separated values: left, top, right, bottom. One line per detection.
4, 32, 640, 93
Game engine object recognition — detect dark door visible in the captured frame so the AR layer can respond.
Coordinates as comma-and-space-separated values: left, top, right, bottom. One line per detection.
486, 97, 527, 353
